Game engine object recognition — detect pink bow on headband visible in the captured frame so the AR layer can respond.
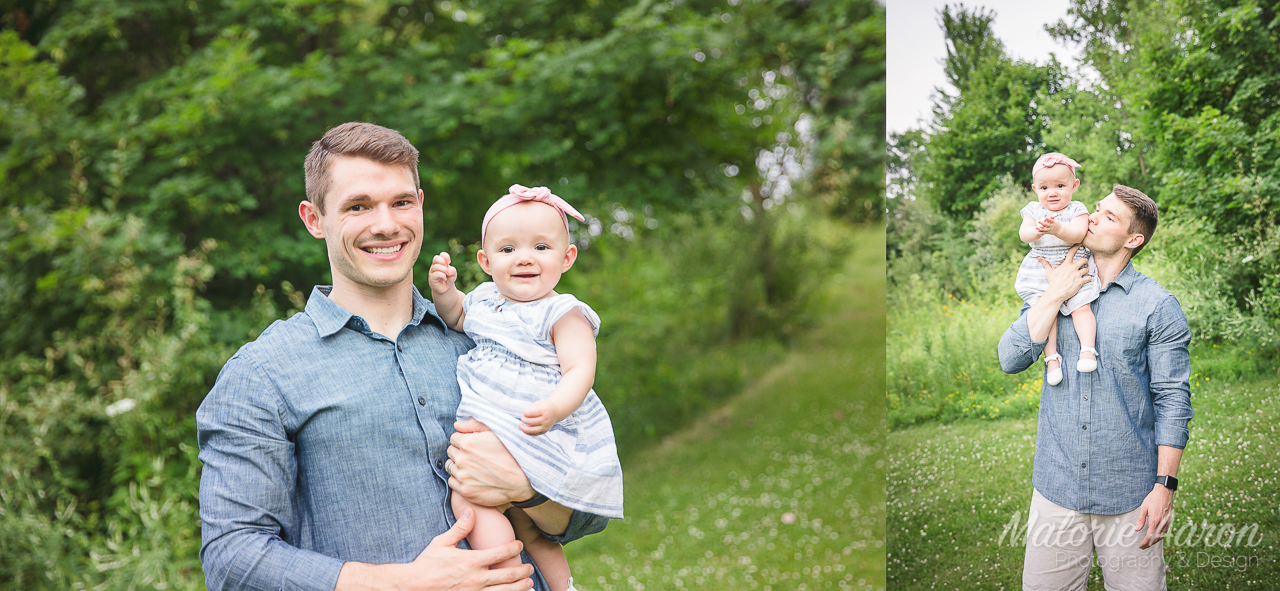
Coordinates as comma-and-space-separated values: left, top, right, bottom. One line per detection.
1033, 153, 1082, 177
481, 184, 585, 243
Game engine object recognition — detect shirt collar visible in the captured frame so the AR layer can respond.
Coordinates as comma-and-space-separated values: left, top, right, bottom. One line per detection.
306, 285, 447, 338
1102, 261, 1138, 294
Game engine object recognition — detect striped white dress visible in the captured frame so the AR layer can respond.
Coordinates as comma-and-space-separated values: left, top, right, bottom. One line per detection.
1015, 201, 1100, 314
455, 282, 624, 519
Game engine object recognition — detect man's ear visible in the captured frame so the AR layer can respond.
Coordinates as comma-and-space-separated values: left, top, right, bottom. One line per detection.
1126, 233, 1146, 251
299, 200, 325, 238
476, 248, 491, 274
418, 189, 424, 204
561, 244, 578, 272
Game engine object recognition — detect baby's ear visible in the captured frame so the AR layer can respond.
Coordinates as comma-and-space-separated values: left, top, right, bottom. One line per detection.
561, 244, 578, 271
476, 248, 491, 274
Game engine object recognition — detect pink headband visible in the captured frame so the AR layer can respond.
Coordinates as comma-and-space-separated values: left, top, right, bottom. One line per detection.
481, 184, 585, 244
1033, 153, 1082, 178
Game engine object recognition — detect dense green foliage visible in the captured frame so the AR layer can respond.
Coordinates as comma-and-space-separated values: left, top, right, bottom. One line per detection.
888, 0, 1280, 429
0, 0, 883, 587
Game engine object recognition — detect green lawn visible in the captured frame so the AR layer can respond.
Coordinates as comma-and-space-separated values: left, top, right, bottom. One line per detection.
566, 226, 886, 591
888, 372, 1280, 590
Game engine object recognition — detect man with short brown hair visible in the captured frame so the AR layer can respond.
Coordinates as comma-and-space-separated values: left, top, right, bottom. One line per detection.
198, 122, 607, 591
999, 185, 1193, 591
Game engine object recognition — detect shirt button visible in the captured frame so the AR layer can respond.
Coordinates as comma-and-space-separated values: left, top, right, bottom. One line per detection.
1082, 425, 1088, 430
1083, 396, 1088, 401
418, 397, 426, 406
436, 460, 444, 469
397, 344, 403, 352
1081, 463, 1087, 468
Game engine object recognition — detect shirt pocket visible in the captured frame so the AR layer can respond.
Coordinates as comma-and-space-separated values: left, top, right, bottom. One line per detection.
1101, 321, 1145, 358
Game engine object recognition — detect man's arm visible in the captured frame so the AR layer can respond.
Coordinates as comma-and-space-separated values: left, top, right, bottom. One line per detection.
1134, 295, 1193, 549
197, 355, 346, 591
1026, 245, 1091, 343
1135, 445, 1185, 549
448, 420, 610, 543
998, 245, 1091, 374
1147, 295, 1194, 449
199, 357, 534, 591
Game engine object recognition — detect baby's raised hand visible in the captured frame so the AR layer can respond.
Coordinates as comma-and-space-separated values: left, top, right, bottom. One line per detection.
1036, 216, 1059, 237
520, 400, 560, 436
428, 252, 457, 296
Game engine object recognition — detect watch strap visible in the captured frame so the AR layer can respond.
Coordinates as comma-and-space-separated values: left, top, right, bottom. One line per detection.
1155, 475, 1178, 491
511, 492, 549, 509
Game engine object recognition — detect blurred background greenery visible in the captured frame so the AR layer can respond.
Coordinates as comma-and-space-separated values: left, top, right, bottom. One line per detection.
887, 1, 1279, 588
0, 0, 884, 587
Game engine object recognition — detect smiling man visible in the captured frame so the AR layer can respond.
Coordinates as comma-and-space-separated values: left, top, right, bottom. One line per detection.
998, 185, 1193, 591
196, 122, 607, 591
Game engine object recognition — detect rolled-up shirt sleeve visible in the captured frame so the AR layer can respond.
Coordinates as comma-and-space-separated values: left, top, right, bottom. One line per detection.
998, 304, 1048, 375
542, 509, 609, 545
1147, 295, 1193, 449
197, 354, 345, 591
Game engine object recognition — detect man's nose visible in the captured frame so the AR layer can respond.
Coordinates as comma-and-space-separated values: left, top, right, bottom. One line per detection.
368, 205, 399, 235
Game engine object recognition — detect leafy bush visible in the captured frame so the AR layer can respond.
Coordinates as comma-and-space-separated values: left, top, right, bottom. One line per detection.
887, 180, 1042, 429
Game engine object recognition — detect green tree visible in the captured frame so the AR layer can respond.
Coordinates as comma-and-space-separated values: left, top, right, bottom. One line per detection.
911, 5, 1064, 218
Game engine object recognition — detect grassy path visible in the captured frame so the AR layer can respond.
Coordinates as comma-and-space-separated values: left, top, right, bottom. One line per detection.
566, 226, 886, 591
887, 373, 1280, 590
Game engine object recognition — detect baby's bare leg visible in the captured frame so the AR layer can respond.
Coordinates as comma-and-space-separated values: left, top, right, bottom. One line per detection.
508, 506, 572, 591
450, 492, 522, 569
1045, 321, 1061, 371
1071, 305, 1097, 363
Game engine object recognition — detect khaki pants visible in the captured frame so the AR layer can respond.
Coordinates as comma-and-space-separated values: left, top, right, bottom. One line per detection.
1023, 489, 1167, 591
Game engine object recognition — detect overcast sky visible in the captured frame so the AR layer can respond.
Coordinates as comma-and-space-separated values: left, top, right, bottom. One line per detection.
886, 0, 1081, 135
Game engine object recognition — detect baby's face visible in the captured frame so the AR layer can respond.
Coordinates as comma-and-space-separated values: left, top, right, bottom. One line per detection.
1032, 166, 1080, 213
479, 201, 577, 303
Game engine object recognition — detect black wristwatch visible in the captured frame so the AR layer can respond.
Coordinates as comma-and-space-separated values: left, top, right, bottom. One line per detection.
511, 492, 549, 509
1155, 475, 1178, 491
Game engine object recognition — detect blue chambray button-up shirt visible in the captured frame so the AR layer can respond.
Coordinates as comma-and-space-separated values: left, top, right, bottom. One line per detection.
197, 286, 607, 591
998, 262, 1193, 515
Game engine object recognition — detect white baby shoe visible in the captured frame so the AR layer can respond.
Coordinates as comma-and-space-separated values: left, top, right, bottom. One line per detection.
1045, 353, 1063, 386
1077, 347, 1098, 373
